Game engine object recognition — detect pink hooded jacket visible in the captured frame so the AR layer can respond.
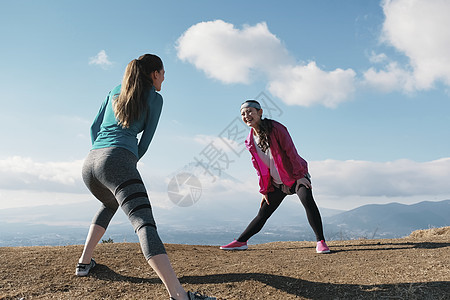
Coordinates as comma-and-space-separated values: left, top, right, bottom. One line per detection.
245, 120, 309, 195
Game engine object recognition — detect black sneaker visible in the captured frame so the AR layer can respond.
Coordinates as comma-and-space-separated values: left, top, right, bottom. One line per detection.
75, 258, 96, 276
187, 291, 216, 300
170, 291, 216, 300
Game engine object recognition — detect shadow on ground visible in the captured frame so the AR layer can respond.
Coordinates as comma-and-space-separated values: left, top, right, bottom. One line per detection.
329, 241, 450, 254
92, 263, 449, 299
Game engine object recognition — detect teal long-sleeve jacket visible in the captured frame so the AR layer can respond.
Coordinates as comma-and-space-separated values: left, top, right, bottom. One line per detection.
90, 85, 163, 160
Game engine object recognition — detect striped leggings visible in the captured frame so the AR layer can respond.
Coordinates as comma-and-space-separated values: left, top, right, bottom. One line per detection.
82, 147, 166, 260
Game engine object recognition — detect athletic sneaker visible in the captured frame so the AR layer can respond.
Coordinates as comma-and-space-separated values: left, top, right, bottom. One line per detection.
170, 291, 216, 300
220, 239, 248, 250
75, 258, 96, 276
187, 291, 216, 300
316, 240, 330, 253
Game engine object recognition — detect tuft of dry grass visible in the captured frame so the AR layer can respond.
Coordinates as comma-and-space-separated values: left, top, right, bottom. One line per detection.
409, 226, 450, 239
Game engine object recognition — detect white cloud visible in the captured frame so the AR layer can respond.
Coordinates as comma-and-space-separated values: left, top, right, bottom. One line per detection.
1, 156, 448, 212
368, 51, 388, 64
365, 0, 450, 92
268, 62, 356, 108
0, 189, 89, 210
89, 50, 113, 68
176, 20, 291, 84
161, 156, 450, 211
176, 20, 356, 107
0, 156, 84, 191
310, 157, 450, 198
363, 61, 415, 93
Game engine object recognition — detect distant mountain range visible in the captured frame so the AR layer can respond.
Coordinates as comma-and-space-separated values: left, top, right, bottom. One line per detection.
324, 200, 450, 240
0, 200, 448, 247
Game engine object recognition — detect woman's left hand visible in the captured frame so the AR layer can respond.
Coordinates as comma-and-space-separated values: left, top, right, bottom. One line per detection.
297, 177, 312, 189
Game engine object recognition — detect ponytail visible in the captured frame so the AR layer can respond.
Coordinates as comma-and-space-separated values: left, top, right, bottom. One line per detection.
257, 118, 273, 152
113, 54, 163, 128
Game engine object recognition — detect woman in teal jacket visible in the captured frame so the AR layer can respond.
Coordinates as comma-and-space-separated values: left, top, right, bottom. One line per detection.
220, 100, 330, 254
76, 54, 215, 300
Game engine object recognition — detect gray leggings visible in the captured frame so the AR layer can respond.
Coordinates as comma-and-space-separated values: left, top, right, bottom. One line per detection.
82, 147, 166, 260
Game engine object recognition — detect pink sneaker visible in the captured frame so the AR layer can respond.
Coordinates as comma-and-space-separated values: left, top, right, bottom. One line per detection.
316, 240, 330, 253
220, 239, 248, 250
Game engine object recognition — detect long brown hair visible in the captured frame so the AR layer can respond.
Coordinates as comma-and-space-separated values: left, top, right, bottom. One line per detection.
257, 118, 273, 153
113, 54, 163, 128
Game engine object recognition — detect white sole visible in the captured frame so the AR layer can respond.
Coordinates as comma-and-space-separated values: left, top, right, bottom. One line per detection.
220, 246, 248, 250
316, 250, 330, 253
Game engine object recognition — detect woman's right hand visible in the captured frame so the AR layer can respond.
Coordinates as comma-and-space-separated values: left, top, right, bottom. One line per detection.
260, 194, 269, 207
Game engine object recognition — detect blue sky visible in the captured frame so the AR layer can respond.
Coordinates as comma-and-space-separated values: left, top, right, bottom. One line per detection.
1, 0, 450, 225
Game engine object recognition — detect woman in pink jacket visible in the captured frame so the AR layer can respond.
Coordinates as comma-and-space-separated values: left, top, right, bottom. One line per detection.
220, 100, 330, 253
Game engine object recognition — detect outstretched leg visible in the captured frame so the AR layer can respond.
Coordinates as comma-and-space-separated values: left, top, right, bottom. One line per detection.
148, 254, 187, 299
237, 187, 286, 242
81, 148, 193, 299
79, 150, 119, 265
78, 224, 106, 264
296, 184, 325, 242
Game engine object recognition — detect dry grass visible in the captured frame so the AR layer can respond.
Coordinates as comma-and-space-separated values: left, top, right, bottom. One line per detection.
409, 226, 450, 239
0, 227, 449, 299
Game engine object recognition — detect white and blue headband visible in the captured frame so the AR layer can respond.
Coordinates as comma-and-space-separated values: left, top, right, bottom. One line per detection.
240, 100, 261, 111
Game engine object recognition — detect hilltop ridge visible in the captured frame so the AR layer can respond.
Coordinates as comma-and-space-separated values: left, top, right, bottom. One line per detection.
0, 227, 449, 299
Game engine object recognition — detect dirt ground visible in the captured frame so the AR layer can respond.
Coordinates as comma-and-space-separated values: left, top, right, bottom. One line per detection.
0, 227, 449, 300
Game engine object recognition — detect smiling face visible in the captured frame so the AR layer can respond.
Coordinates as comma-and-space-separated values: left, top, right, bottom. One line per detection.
241, 106, 263, 130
